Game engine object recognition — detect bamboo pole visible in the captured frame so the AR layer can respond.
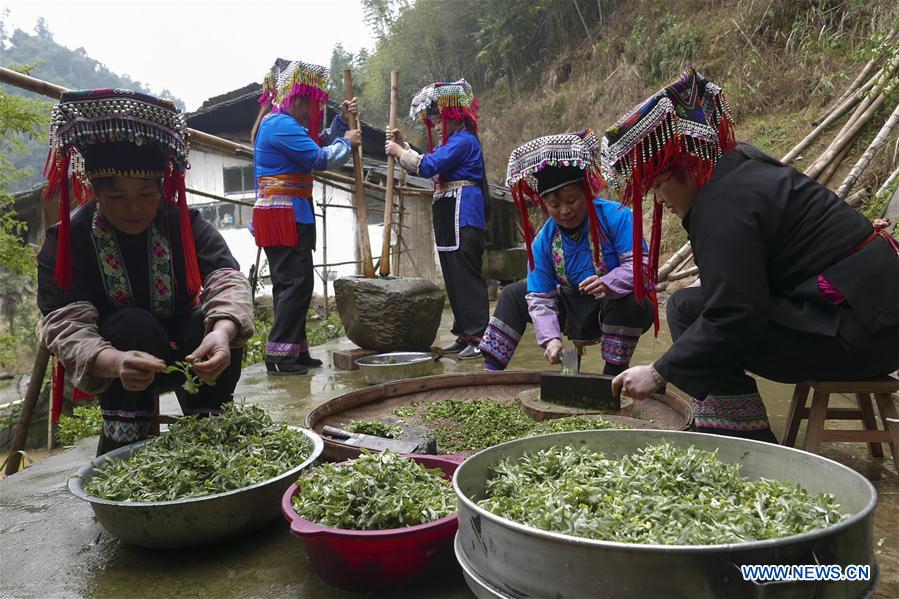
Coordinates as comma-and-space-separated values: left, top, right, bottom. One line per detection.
781, 71, 878, 164
805, 91, 890, 180
876, 164, 899, 197
343, 69, 375, 278
836, 101, 899, 198
656, 242, 693, 282
668, 265, 699, 281
813, 32, 893, 125
844, 186, 871, 208
817, 142, 854, 186
379, 69, 399, 277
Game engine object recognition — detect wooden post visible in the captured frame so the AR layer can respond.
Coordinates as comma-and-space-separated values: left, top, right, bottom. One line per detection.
343, 69, 375, 278
5, 346, 51, 475
379, 69, 399, 277
393, 171, 407, 276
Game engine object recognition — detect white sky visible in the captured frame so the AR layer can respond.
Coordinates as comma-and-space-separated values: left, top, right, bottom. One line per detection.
2, 0, 377, 110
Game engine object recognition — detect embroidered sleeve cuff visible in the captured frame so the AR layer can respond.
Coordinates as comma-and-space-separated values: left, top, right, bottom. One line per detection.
398, 148, 423, 174
40, 301, 113, 394
201, 268, 255, 345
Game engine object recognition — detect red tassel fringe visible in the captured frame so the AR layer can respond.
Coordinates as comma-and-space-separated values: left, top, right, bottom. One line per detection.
252, 207, 299, 247
177, 176, 202, 297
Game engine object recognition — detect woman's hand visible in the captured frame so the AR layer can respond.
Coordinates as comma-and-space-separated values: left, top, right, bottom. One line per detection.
543, 338, 564, 365
387, 128, 404, 146
116, 350, 166, 392
340, 97, 358, 122
385, 140, 404, 158
612, 365, 663, 400
186, 320, 237, 382
344, 129, 362, 147
578, 275, 608, 300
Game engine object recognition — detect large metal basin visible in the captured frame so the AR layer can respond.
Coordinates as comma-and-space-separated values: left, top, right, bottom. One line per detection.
454, 430, 878, 599
68, 427, 324, 548
355, 352, 440, 385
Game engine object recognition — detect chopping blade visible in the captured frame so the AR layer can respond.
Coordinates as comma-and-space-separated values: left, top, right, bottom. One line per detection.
539, 372, 620, 412
322, 425, 420, 453
560, 348, 580, 375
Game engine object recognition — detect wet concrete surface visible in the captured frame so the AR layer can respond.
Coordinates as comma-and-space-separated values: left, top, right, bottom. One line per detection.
1, 308, 897, 598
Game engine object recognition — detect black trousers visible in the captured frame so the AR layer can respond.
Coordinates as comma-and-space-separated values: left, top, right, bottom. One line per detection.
438, 226, 489, 342
667, 287, 899, 440
97, 307, 243, 445
479, 279, 653, 374
263, 223, 316, 363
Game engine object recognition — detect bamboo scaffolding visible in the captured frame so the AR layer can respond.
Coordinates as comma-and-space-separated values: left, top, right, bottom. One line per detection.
379, 69, 399, 277
836, 102, 899, 198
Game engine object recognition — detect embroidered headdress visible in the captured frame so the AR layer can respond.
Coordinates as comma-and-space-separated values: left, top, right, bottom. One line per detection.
505, 129, 606, 270
409, 79, 479, 151
600, 66, 735, 302
43, 89, 200, 297
259, 58, 331, 144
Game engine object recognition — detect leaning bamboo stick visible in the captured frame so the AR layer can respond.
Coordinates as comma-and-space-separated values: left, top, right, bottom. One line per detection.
656, 242, 693, 282
845, 186, 871, 208
836, 101, 899, 198
379, 69, 399, 277
876, 164, 899, 197
668, 265, 699, 281
817, 141, 854, 186
781, 71, 878, 164
813, 31, 894, 125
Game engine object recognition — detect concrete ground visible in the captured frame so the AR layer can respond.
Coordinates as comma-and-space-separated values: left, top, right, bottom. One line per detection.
1, 308, 897, 598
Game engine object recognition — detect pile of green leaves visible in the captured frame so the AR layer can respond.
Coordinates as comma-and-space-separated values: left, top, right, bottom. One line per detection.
57, 404, 103, 445
292, 450, 456, 530
345, 419, 403, 439
421, 400, 629, 453
479, 443, 846, 545
85, 403, 312, 502
530, 416, 629, 435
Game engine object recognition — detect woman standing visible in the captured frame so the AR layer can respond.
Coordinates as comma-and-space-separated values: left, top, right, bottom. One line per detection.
38, 89, 254, 455
603, 67, 899, 442
385, 80, 488, 359
479, 130, 653, 372
252, 58, 361, 375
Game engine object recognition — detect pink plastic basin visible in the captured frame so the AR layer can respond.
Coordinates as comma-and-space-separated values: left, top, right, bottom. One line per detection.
281, 454, 463, 591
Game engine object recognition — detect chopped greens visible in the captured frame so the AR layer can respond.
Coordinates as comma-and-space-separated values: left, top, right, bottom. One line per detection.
479, 443, 846, 545
345, 419, 403, 439
392, 403, 418, 419
162, 360, 215, 395
85, 403, 312, 502
421, 399, 630, 453
292, 450, 456, 530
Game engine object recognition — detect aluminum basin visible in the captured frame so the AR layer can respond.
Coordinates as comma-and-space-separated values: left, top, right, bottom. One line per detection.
68, 427, 324, 548
355, 352, 439, 385
454, 430, 878, 599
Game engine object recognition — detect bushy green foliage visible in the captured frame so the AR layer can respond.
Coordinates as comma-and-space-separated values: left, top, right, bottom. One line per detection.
57, 404, 103, 446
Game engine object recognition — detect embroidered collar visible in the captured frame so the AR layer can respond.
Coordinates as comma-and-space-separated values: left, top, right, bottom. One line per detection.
550, 221, 606, 288
90, 205, 174, 318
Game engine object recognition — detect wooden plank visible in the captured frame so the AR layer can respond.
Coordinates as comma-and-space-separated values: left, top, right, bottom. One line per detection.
782, 383, 809, 447
814, 379, 899, 394
874, 393, 899, 468
803, 388, 830, 453
819, 430, 891, 442
856, 393, 884, 457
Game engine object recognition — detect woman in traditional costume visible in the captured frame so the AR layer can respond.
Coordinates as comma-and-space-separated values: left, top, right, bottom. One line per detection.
479, 130, 653, 372
37, 89, 255, 455
385, 79, 489, 359
252, 58, 361, 375
604, 67, 899, 442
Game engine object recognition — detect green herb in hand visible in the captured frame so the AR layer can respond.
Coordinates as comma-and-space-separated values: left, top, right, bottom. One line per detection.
163, 360, 215, 395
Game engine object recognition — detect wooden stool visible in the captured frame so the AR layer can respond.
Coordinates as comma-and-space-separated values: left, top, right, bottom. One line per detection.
782, 378, 899, 468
